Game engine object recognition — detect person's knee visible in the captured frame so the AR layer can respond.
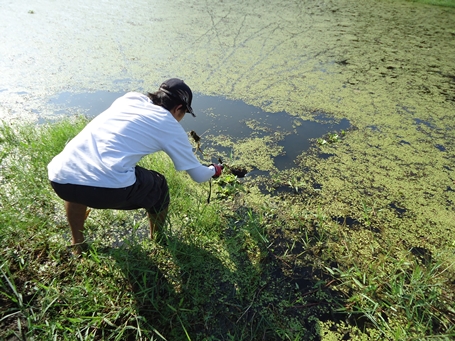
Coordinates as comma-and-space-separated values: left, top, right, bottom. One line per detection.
158, 177, 170, 211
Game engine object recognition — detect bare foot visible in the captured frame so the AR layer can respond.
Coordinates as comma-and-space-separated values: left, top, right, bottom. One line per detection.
70, 242, 89, 256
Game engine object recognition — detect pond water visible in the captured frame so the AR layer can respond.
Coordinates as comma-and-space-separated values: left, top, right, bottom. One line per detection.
47, 90, 350, 170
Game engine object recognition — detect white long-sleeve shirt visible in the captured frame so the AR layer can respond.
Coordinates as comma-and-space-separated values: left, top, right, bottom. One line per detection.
48, 92, 214, 188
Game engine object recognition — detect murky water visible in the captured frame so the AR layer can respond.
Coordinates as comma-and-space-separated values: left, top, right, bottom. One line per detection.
47, 90, 349, 170
1, 0, 454, 266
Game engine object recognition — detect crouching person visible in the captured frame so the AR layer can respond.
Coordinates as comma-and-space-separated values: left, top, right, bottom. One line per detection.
47, 79, 222, 254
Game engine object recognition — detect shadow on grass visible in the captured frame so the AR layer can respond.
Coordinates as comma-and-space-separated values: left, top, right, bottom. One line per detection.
101, 216, 346, 340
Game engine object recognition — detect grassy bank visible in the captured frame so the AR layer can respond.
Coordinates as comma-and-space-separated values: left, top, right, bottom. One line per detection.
0, 119, 454, 340
408, 0, 455, 7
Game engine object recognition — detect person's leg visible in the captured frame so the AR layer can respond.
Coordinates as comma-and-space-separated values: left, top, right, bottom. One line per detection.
147, 207, 168, 239
64, 201, 88, 254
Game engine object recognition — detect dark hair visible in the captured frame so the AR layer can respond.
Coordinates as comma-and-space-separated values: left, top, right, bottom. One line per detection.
146, 90, 184, 112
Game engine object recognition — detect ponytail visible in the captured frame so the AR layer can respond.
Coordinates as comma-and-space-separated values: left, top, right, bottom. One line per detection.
147, 91, 182, 112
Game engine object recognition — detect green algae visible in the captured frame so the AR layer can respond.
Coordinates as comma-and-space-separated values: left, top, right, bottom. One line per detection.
299, 127, 454, 252
205, 133, 284, 172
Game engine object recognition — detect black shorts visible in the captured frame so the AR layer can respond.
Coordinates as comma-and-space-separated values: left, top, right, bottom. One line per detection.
50, 166, 169, 214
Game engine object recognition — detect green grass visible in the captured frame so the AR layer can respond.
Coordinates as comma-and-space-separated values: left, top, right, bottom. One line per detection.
326, 254, 454, 339
1, 118, 454, 340
408, 0, 455, 7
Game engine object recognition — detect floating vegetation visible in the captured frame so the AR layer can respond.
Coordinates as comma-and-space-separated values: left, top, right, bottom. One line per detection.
218, 157, 249, 178
317, 130, 346, 145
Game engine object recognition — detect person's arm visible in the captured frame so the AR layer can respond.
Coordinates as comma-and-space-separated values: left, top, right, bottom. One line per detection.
186, 165, 222, 183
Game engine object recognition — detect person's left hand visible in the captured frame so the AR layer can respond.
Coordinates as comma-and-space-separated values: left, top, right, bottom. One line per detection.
211, 163, 223, 178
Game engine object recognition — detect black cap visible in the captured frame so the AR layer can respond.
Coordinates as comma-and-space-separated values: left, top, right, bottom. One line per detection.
159, 78, 195, 117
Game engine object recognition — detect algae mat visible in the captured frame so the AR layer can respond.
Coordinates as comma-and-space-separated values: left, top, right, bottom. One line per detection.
0, 0, 454, 264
